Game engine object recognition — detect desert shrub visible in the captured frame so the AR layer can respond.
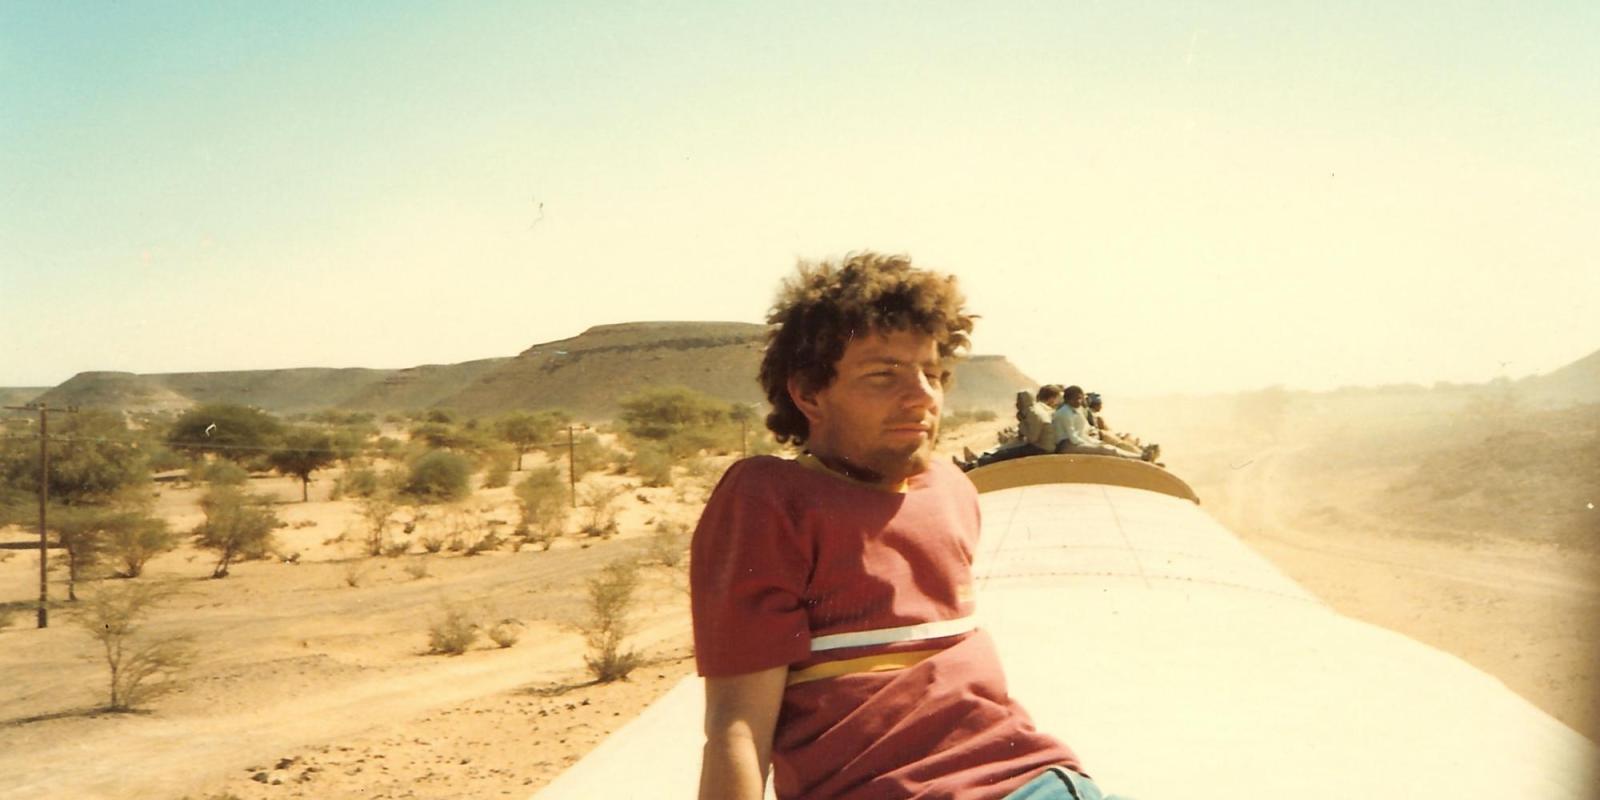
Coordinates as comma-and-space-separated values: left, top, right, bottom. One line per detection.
630, 441, 676, 487
342, 561, 369, 588
684, 455, 723, 483
357, 492, 398, 557
145, 444, 189, 473
578, 483, 624, 538
747, 431, 782, 457
167, 404, 283, 463
74, 582, 195, 711
619, 386, 729, 441
669, 426, 737, 458
482, 455, 513, 489
419, 533, 445, 553
333, 463, 382, 499
435, 505, 490, 553
0, 410, 149, 504
571, 433, 624, 478
382, 540, 410, 558
427, 604, 478, 655
328, 424, 374, 457
942, 408, 1001, 429
193, 459, 249, 487
105, 510, 175, 579
464, 530, 503, 556
47, 506, 112, 600
192, 487, 281, 578
267, 426, 337, 502
495, 411, 565, 471
403, 450, 472, 503
403, 557, 430, 580
515, 467, 569, 550
582, 559, 642, 682
648, 520, 688, 568
486, 618, 524, 648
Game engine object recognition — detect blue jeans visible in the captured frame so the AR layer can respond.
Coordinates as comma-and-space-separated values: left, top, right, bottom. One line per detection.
1002, 767, 1130, 800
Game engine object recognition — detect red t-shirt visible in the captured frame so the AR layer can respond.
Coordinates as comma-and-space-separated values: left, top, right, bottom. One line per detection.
691, 455, 1080, 800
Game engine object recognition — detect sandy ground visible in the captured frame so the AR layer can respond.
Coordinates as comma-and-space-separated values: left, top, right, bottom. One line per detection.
0, 451, 707, 800
1, 403, 1594, 799
1144, 395, 1600, 743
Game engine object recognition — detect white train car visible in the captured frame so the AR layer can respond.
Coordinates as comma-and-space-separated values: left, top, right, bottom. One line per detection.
537, 455, 1599, 798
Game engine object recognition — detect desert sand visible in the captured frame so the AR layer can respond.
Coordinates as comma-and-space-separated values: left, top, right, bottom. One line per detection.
1, 398, 1595, 799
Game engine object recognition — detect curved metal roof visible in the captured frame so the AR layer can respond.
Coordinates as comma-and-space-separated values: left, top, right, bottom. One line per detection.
535, 470, 1599, 799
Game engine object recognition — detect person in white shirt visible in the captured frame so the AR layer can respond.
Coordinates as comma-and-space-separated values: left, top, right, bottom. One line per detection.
960, 385, 1063, 470
1083, 392, 1154, 460
1052, 385, 1157, 462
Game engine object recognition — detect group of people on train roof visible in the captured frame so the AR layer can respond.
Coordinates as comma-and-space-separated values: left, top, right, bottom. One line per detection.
956, 384, 1159, 471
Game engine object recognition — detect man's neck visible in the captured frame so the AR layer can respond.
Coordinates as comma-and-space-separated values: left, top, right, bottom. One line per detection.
802, 449, 913, 492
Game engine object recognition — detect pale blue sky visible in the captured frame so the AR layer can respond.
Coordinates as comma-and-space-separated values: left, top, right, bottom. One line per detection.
3, 1, 1597, 396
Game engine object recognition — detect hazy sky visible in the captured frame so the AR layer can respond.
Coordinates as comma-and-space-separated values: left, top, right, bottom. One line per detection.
3, 2, 1596, 397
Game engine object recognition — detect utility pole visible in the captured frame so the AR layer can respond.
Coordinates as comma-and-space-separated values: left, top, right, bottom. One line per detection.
565, 424, 582, 508
4, 403, 76, 629
739, 416, 748, 458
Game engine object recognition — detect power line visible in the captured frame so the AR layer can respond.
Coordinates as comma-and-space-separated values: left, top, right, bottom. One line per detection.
2, 403, 77, 629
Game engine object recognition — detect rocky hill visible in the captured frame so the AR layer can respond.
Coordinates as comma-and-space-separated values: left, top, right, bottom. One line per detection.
1518, 347, 1600, 408
439, 322, 768, 419
22, 322, 1037, 420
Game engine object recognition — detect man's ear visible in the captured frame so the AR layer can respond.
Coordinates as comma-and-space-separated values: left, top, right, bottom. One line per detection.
788, 375, 824, 425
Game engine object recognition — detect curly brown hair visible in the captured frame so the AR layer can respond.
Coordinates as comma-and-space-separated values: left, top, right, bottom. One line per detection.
758, 251, 976, 445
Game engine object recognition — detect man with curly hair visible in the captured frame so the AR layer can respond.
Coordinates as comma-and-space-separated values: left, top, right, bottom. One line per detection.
691, 253, 1116, 800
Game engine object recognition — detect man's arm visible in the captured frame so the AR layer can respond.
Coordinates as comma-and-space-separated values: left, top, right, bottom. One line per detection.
699, 665, 788, 800
1063, 409, 1094, 447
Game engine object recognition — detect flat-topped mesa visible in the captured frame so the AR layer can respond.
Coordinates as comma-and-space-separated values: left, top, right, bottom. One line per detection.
515, 321, 766, 359
17, 320, 1044, 418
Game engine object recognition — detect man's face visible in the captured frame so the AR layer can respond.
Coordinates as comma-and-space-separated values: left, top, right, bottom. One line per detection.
792, 328, 946, 486
1045, 394, 1064, 409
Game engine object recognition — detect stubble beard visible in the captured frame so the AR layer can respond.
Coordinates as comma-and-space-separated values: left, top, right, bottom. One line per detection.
865, 422, 940, 484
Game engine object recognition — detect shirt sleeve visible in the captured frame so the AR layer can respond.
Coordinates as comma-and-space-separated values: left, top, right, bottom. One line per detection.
1027, 406, 1057, 450
1050, 409, 1072, 446
1063, 409, 1092, 447
690, 461, 814, 677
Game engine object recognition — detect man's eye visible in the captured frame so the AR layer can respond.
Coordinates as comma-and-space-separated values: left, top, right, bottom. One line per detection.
925, 371, 947, 386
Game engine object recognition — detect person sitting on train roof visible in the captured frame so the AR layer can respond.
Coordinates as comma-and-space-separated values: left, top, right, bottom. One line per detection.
692, 251, 1128, 800
958, 384, 1064, 470
1084, 392, 1157, 462
1053, 385, 1159, 462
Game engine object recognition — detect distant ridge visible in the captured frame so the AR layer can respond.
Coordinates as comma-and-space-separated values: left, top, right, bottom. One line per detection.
1519, 347, 1600, 408
0, 387, 47, 407
22, 321, 1038, 419
442, 322, 768, 419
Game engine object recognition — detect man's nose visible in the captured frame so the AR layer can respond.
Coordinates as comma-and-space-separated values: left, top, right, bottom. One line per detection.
901, 371, 940, 409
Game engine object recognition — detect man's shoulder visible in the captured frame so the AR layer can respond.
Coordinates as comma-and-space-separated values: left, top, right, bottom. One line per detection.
709, 455, 810, 501
916, 456, 978, 497
724, 454, 804, 479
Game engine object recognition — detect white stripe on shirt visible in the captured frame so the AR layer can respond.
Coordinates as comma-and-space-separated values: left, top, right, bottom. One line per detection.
809, 615, 979, 653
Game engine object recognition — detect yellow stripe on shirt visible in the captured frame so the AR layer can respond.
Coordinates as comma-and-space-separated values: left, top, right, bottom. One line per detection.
786, 649, 943, 686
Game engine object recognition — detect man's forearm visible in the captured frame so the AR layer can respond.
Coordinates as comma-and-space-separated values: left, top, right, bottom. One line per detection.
699, 730, 768, 800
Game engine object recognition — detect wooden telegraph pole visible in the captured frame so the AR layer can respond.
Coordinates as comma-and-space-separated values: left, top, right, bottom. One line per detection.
565, 424, 582, 508
4, 402, 76, 629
